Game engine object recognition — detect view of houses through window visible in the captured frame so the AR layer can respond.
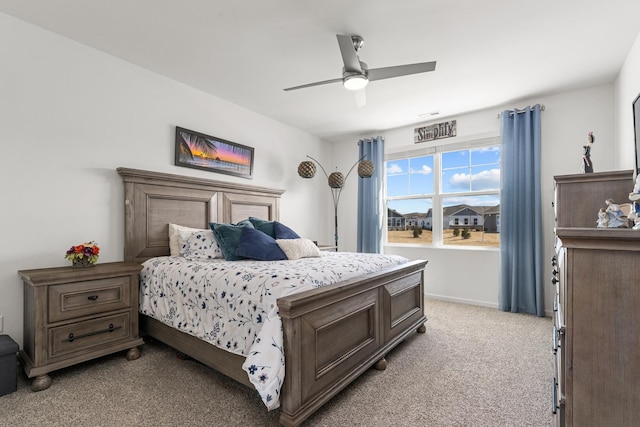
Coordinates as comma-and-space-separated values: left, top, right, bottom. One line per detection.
386, 143, 500, 248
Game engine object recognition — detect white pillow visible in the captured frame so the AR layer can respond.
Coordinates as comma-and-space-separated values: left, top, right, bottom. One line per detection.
181, 229, 223, 260
275, 238, 321, 260
168, 223, 207, 256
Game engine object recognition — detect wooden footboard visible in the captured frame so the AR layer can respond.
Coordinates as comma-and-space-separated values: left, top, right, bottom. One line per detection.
277, 259, 427, 427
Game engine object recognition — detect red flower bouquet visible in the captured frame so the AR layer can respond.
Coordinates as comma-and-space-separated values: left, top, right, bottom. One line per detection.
65, 241, 100, 266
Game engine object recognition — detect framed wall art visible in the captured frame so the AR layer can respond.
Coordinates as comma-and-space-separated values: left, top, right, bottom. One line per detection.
175, 126, 254, 179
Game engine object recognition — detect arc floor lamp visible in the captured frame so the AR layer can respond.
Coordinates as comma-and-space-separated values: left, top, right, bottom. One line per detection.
297, 155, 374, 249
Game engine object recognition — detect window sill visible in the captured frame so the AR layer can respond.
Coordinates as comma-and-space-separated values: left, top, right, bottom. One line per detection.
384, 242, 500, 252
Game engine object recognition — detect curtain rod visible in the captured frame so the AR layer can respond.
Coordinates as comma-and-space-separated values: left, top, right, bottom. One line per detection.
496, 104, 545, 118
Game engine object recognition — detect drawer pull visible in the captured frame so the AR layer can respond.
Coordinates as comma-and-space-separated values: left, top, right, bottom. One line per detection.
87, 295, 99, 301
64, 323, 121, 342
552, 378, 558, 414
551, 277, 559, 285
553, 326, 559, 354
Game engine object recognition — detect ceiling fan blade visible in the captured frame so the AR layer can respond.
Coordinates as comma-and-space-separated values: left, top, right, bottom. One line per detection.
368, 61, 437, 81
283, 77, 343, 91
336, 34, 362, 73
352, 89, 366, 108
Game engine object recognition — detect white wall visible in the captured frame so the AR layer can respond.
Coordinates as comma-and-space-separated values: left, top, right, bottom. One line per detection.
614, 31, 640, 169
2, 13, 636, 347
334, 85, 616, 313
0, 13, 334, 347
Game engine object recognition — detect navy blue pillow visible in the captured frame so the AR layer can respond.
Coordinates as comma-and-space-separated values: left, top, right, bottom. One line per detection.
248, 216, 276, 238
274, 221, 301, 239
235, 227, 287, 261
210, 220, 254, 261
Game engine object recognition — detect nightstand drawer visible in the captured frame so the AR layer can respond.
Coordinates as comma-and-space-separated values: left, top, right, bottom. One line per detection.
48, 277, 132, 323
49, 312, 131, 359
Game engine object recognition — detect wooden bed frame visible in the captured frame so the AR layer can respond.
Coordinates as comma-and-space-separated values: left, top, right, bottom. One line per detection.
118, 167, 427, 427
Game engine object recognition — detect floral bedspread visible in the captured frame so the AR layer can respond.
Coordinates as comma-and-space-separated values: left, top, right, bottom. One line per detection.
139, 251, 409, 410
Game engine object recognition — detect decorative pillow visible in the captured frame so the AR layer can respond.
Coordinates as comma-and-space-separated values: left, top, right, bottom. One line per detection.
275, 238, 321, 260
169, 223, 207, 256
248, 216, 276, 238
274, 221, 301, 239
210, 220, 254, 261
181, 229, 223, 260
235, 227, 287, 261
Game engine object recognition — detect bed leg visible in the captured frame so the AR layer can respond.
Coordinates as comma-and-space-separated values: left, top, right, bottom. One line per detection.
175, 351, 192, 360
373, 358, 387, 371
126, 347, 141, 361
31, 374, 52, 392
417, 323, 426, 333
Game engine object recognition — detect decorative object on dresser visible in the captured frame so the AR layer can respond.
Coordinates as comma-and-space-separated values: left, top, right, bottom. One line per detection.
600, 199, 631, 228
628, 173, 640, 230
552, 170, 640, 426
64, 241, 100, 267
17, 262, 144, 391
580, 131, 594, 173
118, 167, 427, 427
297, 155, 374, 249
175, 126, 254, 179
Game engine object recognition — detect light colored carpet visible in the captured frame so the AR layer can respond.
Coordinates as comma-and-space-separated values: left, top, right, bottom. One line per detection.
0, 299, 553, 426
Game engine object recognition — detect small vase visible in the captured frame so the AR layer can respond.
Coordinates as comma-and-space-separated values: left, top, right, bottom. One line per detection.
72, 258, 94, 268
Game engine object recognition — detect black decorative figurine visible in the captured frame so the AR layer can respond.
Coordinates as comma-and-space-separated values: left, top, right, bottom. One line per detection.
582, 131, 594, 173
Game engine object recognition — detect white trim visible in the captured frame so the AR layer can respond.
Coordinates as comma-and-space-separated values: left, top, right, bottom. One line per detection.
425, 293, 498, 309
385, 242, 499, 252
424, 294, 553, 318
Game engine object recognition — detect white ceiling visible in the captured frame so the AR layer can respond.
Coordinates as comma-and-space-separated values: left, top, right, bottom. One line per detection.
2, 1, 640, 142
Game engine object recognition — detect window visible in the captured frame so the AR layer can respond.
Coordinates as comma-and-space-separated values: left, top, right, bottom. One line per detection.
386, 156, 434, 244
385, 140, 500, 248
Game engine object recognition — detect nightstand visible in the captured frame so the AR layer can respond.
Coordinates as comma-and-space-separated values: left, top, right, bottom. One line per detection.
18, 261, 144, 391
317, 245, 338, 251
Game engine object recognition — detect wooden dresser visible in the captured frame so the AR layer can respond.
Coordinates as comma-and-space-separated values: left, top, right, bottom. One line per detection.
18, 262, 143, 391
552, 170, 640, 426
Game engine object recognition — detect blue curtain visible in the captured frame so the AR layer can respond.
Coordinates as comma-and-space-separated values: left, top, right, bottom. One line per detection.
357, 137, 384, 253
499, 105, 544, 316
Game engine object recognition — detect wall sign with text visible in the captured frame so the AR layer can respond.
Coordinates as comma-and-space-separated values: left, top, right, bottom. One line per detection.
414, 120, 457, 143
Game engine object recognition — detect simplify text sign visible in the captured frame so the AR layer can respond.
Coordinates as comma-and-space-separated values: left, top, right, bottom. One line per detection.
414, 120, 457, 143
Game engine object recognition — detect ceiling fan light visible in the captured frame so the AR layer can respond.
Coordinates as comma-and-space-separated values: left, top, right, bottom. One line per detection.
343, 74, 368, 91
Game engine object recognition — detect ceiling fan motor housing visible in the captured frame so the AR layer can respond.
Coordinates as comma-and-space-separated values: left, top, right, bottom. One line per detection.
351, 35, 364, 51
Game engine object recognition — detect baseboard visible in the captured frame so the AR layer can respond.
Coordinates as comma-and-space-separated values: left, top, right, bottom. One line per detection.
424, 293, 554, 318
424, 293, 498, 309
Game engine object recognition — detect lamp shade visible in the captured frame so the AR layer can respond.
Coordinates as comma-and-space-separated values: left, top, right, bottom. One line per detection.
358, 160, 375, 178
328, 172, 345, 188
297, 161, 316, 178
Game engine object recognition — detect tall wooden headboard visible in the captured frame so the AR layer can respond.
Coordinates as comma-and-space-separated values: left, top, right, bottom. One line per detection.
117, 168, 284, 264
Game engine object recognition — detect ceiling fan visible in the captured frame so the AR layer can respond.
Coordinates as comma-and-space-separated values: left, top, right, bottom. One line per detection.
283, 34, 436, 107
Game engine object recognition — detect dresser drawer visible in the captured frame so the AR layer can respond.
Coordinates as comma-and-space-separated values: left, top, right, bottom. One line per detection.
48, 312, 131, 359
48, 276, 132, 323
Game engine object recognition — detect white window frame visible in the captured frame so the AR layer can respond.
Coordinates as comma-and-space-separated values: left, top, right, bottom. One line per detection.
385, 136, 500, 249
